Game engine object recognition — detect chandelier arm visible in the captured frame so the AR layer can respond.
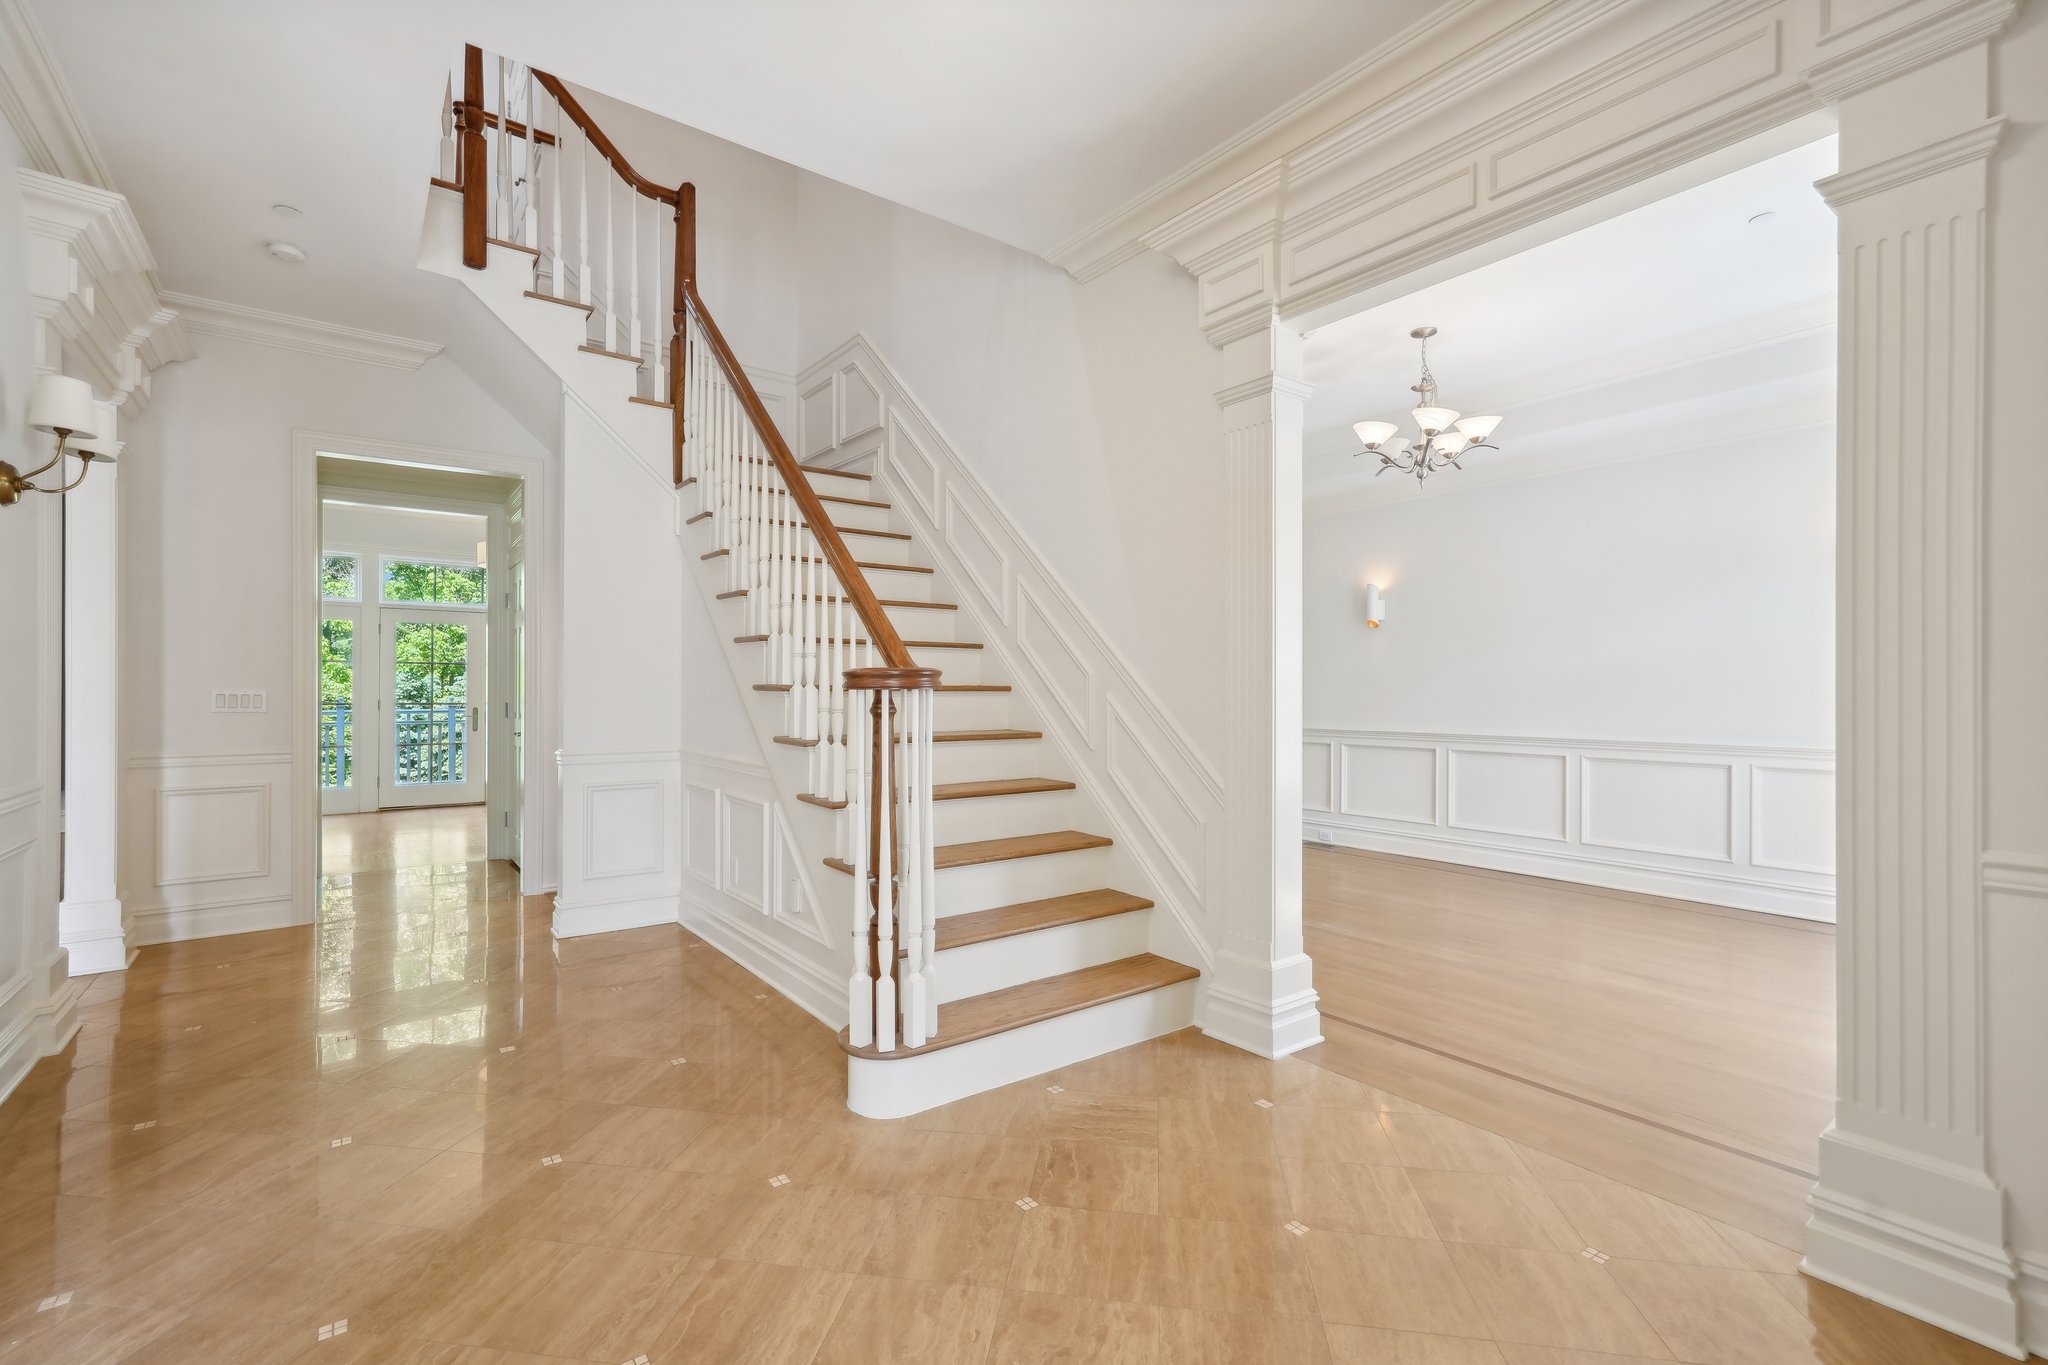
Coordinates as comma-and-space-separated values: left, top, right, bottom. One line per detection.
35, 452, 94, 494
15, 433, 73, 482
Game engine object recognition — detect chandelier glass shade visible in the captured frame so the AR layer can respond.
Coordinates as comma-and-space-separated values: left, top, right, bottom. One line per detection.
1352, 327, 1503, 484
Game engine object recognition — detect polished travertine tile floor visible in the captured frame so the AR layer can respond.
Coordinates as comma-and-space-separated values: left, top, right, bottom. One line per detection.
0, 812, 2008, 1362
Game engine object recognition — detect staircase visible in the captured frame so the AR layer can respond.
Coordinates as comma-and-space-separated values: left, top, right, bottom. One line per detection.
421, 47, 1198, 1117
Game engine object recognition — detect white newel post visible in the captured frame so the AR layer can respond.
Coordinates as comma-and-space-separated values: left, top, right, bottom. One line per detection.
1204, 315, 1322, 1058
1800, 19, 2025, 1357
59, 399, 130, 975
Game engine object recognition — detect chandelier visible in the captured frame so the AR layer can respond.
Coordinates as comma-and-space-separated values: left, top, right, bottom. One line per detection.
1351, 326, 1503, 484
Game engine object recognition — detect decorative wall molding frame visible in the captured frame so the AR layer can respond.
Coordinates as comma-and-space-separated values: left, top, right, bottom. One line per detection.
796, 333, 1226, 1001
166, 292, 443, 371
555, 750, 682, 938
120, 752, 295, 945
20, 168, 191, 411
1304, 728, 1836, 919
676, 750, 841, 1025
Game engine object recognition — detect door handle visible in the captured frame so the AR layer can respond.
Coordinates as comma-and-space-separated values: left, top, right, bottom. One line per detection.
470, 705, 479, 733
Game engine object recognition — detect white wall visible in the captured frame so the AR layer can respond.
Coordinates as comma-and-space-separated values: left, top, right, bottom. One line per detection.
0, 111, 75, 1103
321, 501, 486, 563
794, 174, 1228, 774
1302, 426, 1836, 917
118, 333, 552, 943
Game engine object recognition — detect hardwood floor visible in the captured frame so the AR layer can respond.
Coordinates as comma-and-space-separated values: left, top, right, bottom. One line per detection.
1300, 845, 1834, 1247
0, 811, 2008, 1362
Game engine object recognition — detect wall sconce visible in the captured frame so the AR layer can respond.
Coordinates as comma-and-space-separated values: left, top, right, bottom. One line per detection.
1, 375, 108, 507
1363, 583, 1387, 629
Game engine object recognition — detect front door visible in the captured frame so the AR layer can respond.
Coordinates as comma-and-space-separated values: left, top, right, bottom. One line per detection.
380, 608, 484, 808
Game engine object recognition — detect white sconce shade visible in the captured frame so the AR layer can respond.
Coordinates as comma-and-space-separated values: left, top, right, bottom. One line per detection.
27, 375, 98, 437
1411, 405, 1459, 435
1363, 583, 1386, 629
1352, 419, 1400, 448
1455, 413, 1503, 441
72, 404, 119, 459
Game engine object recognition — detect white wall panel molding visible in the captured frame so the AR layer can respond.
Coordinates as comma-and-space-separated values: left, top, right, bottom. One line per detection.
676, 751, 837, 1014
796, 332, 1232, 1020
166, 292, 441, 372
1305, 728, 1835, 919
555, 751, 681, 939
120, 752, 295, 946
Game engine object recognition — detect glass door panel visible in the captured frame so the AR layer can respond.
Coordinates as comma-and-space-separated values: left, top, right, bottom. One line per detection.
319, 614, 363, 815
380, 608, 484, 808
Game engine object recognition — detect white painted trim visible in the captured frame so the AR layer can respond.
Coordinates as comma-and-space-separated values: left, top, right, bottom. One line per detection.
1305, 727, 1834, 920
128, 893, 298, 947
679, 887, 844, 1028
0, 0, 113, 187
550, 890, 679, 939
168, 292, 442, 371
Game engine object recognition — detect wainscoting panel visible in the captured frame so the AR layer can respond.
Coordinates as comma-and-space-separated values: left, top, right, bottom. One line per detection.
1305, 729, 1835, 920
677, 751, 842, 1024
124, 753, 297, 944
799, 335, 1223, 973
555, 751, 682, 937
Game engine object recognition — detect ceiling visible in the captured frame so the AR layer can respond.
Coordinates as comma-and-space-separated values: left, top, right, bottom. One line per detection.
1302, 137, 1841, 504
31, 0, 1444, 354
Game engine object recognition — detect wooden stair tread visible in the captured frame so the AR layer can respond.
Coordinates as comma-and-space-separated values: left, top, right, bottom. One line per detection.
738, 457, 871, 480
838, 954, 1197, 1060
721, 588, 955, 610
523, 289, 594, 313
578, 343, 643, 366
778, 727, 1039, 748
489, 236, 540, 255
762, 519, 911, 541
796, 776, 1073, 811
699, 549, 931, 573
819, 493, 890, 510
934, 777, 1076, 801
935, 889, 1154, 951
628, 395, 674, 409
733, 634, 978, 650
825, 829, 1110, 874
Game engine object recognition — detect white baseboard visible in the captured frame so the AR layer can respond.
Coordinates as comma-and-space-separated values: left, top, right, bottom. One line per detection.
60, 896, 132, 975
1805, 1127, 2026, 1359
130, 893, 300, 946
1306, 819, 1835, 921
0, 970, 85, 1111
551, 891, 680, 939
679, 889, 845, 1030
1200, 980, 1325, 1059
2017, 1253, 2048, 1359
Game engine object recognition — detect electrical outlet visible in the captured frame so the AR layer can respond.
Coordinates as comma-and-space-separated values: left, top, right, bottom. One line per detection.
1313, 830, 1333, 845
211, 689, 267, 713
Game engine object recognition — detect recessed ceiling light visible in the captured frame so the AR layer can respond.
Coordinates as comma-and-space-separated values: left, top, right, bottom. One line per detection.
272, 203, 302, 219
267, 241, 308, 264
1747, 210, 1777, 225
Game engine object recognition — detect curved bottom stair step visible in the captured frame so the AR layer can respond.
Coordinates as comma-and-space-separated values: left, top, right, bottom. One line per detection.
838, 952, 1198, 1060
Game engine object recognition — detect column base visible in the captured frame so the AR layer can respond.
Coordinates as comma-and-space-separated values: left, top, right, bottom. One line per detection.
1199, 951, 1323, 1059
1804, 1125, 2024, 1359
60, 897, 133, 975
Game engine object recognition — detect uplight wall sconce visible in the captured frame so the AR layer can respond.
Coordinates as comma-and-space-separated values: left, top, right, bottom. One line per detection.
1363, 583, 1387, 629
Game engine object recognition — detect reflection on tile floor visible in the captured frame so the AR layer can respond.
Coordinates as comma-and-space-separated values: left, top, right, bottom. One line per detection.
0, 811, 2013, 1362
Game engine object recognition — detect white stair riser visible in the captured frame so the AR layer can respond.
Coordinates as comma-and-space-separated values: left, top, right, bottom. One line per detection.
844, 978, 1196, 1118
932, 737, 1042, 784
837, 532, 912, 565
801, 470, 875, 501
824, 502, 895, 534
825, 846, 1113, 916
912, 647, 981, 682
931, 789, 1079, 845
932, 909, 1151, 1003
932, 691, 1016, 730
881, 604, 960, 641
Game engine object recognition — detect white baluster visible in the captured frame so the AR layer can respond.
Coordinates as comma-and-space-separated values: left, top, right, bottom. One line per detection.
602, 163, 617, 354
873, 688, 896, 1054
496, 56, 512, 241
440, 70, 456, 182
846, 682, 873, 1049
547, 93, 562, 295
921, 686, 939, 1038
523, 70, 539, 246
575, 120, 591, 308
628, 189, 642, 376
901, 685, 928, 1049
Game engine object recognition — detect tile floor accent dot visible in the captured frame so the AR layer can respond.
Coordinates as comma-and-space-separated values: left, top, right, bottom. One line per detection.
541, 1154, 562, 1166
499, 1044, 516, 1053
1046, 1085, 1065, 1094
132, 1120, 155, 1130
621, 1355, 650, 1365
768, 1173, 791, 1187
1284, 1220, 1310, 1236
316, 1319, 348, 1339
1015, 1197, 1039, 1210
1581, 1246, 1610, 1263
330, 1136, 351, 1148
669, 1056, 687, 1065
1253, 1098, 1275, 1108
36, 1293, 72, 1312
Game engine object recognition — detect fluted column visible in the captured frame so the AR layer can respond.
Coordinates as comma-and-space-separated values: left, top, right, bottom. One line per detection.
1801, 29, 2022, 1356
1205, 316, 1321, 1058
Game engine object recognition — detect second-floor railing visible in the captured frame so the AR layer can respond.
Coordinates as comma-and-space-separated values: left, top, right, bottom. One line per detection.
446, 46, 941, 1050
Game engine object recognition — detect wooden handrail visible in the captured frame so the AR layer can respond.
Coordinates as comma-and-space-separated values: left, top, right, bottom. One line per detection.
680, 284, 925, 674
531, 70, 680, 205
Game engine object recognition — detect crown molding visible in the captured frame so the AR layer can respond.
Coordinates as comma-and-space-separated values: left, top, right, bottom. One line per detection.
1802, 0, 2021, 103
165, 293, 444, 371
0, 0, 113, 186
